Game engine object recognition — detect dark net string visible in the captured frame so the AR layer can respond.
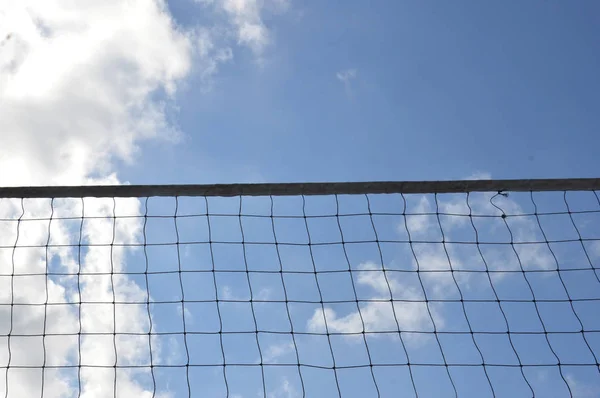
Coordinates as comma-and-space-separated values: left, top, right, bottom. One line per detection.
205, 196, 229, 397
5, 199, 23, 398
110, 198, 118, 398
335, 194, 380, 397
532, 192, 600, 374
490, 192, 572, 395
0, 189, 598, 397
400, 192, 459, 397
77, 198, 84, 398
238, 195, 267, 397
465, 192, 534, 396
301, 194, 343, 397
142, 197, 158, 398
270, 195, 306, 397
434, 193, 495, 397
174, 197, 192, 398
40, 198, 53, 398
365, 194, 419, 397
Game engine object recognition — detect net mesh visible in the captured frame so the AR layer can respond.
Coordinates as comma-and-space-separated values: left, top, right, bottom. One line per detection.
0, 183, 599, 397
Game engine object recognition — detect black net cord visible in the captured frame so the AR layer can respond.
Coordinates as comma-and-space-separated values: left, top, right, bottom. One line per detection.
400, 193, 459, 397
0, 183, 598, 398
434, 193, 496, 397
466, 192, 534, 395
491, 192, 571, 396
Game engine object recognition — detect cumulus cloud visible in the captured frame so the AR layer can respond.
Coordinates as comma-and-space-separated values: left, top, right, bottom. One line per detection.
0, 0, 202, 396
307, 262, 438, 343
305, 173, 564, 346
0, 194, 169, 397
0, 1, 194, 186
404, 173, 555, 273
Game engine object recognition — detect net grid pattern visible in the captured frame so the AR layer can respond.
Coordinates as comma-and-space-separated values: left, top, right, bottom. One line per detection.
0, 183, 599, 397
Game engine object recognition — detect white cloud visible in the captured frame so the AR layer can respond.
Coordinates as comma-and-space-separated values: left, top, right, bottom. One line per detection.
466, 172, 492, 181
405, 196, 432, 235
402, 174, 555, 273
221, 285, 236, 300
0, 0, 290, 396
565, 374, 600, 398
307, 262, 438, 344
0, 193, 174, 397
220, 285, 269, 301
255, 287, 272, 300
336, 68, 357, 83
262, 341, 295, 364
0, 1, 192, 186
466, 190, 554, 272
309, 175, 564, 346
0, 0, 197, 397
336, 68, 357, 96
195, 0, 291, 56
192, 27, 234, 89
267, 377, 299, 398
411, 244, 468, 298
177, 304, 194, 323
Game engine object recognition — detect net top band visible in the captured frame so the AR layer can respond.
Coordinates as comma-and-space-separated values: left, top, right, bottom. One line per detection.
0, 178, 599, 198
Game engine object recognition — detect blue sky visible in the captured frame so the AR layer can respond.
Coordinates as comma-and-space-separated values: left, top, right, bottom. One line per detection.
1, 1, 599, 398
123, 2, 600, 397
124, 0, 600, 185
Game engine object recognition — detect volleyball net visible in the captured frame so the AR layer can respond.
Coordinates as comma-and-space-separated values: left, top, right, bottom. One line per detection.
1, 178, 599, 397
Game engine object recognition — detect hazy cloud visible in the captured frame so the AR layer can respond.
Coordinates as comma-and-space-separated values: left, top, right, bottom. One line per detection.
336, 68, 357, 96
195, 0, 291, 57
